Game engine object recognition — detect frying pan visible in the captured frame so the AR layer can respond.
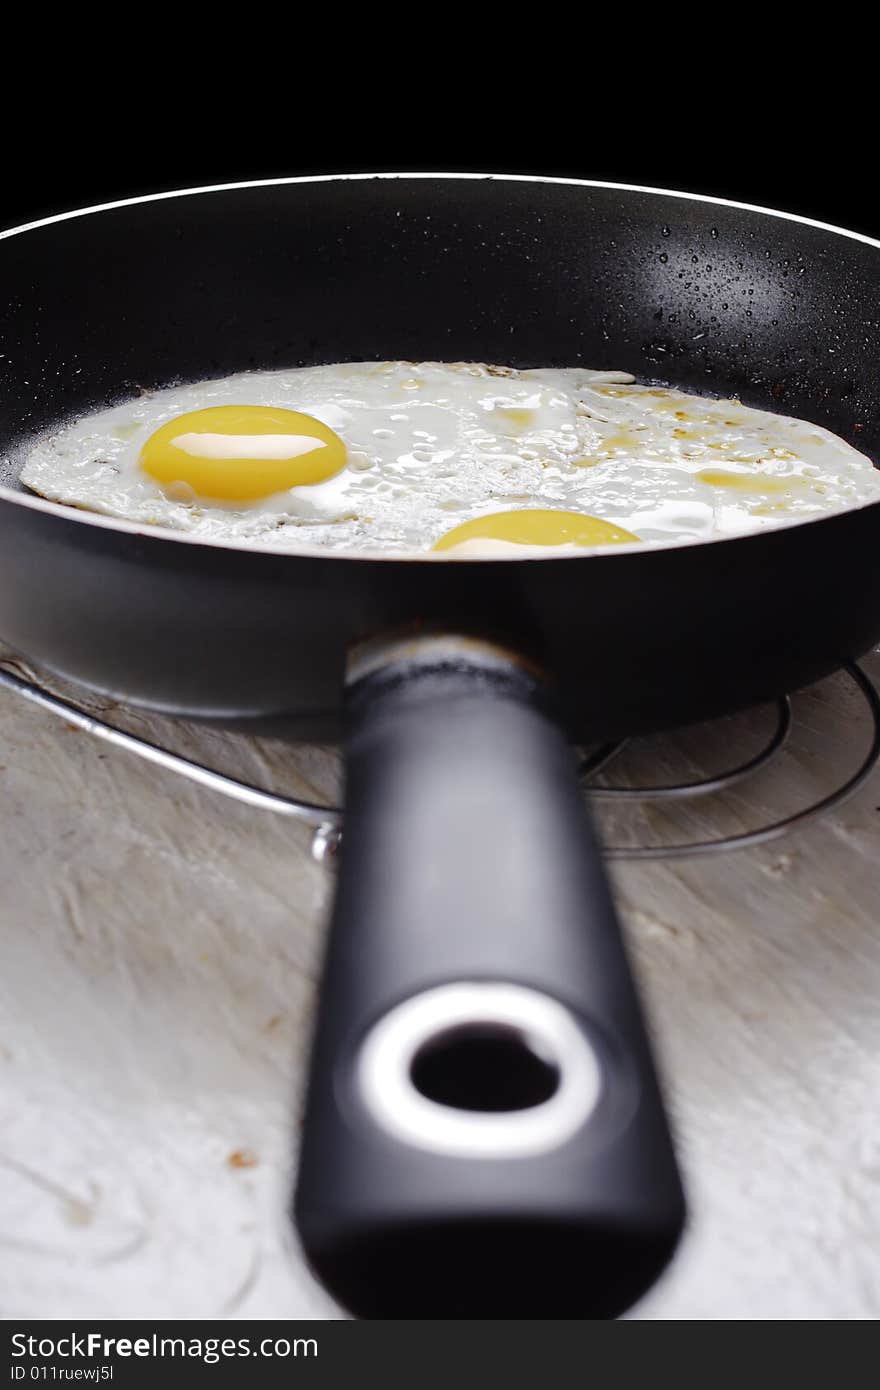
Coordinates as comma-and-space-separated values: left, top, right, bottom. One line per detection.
1, 175, 878, 1320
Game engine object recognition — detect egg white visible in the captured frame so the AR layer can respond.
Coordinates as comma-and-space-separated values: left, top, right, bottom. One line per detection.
19, 360, 880, 555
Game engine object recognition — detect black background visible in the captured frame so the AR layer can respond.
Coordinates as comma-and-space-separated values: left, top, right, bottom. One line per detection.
2, 77, 873, 237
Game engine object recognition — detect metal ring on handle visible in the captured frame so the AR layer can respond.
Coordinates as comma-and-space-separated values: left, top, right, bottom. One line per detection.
355, 982, 603, 1160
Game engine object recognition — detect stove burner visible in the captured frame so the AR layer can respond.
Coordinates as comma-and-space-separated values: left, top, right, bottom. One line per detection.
579, 697, 793, 796
1, 658, 878, 864
581, 664, 880, 859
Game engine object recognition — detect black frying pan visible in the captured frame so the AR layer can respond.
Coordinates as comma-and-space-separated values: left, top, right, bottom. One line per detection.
1, 175, 878, 1320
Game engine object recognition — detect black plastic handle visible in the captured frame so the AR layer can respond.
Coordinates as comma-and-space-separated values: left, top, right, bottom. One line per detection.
294, 639, 685, 1319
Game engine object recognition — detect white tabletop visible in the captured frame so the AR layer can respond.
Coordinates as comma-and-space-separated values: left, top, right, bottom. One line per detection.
1, 647, 878, 1321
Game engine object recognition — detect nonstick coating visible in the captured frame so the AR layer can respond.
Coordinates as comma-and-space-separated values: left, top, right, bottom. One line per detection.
0, 175, 878, 741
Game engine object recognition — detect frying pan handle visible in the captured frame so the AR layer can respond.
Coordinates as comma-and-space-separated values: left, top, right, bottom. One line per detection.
294, 637, 685, 1319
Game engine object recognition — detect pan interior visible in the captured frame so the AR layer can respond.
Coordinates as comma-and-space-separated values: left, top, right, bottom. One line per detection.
1, 177, 878, 513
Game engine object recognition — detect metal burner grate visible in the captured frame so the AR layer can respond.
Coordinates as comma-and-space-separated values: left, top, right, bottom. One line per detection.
579, 664, 880, 860
1, 658, 878, 864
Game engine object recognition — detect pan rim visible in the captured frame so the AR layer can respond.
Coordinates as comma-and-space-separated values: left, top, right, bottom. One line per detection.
1, 170, 878, 566
3, 171, 879, 252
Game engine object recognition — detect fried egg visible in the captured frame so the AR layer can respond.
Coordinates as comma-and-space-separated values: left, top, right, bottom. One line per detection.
19, 360, 880, 557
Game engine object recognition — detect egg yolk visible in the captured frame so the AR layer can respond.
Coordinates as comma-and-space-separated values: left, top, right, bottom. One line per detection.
139, 405, 346, 502
433, 509, 640, 552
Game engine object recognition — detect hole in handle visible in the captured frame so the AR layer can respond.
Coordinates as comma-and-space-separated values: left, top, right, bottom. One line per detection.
410, 1023, 561, 1112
